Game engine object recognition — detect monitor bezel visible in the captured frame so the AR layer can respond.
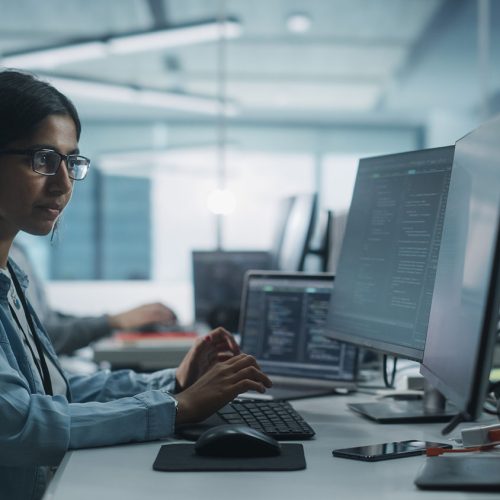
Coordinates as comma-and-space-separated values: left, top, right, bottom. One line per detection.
275, 192, 318, 272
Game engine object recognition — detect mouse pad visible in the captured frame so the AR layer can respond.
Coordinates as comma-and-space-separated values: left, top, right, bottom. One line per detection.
415, 456, 500, 491
153, 443, 306, 472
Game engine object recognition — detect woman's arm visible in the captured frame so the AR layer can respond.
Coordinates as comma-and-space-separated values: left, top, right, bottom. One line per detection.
67, 368, 178, 403
0, 352, 176, 467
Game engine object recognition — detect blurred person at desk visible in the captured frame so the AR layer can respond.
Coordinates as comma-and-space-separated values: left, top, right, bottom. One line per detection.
0, 69, 272, 500
9, 239, 178, 356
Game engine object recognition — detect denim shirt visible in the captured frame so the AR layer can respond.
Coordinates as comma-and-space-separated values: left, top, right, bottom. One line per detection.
0, 260, 178, 500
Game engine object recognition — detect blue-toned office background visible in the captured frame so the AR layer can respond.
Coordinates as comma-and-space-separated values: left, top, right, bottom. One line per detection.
4, 0, 499, 321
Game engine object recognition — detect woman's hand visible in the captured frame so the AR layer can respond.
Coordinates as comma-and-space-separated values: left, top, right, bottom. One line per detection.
175, 354, 272, 425
175, 327, 240, 391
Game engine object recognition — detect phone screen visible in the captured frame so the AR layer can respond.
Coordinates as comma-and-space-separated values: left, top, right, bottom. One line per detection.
332, 440, 452, 461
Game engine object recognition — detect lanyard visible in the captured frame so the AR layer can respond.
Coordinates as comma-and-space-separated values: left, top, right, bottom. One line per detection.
7, 263, 53, 396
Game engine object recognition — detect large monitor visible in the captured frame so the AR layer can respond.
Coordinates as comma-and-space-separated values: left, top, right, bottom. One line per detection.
420, 116, 500, 433
274, 193, 318, 271
326, 145, 456, 422
192, 250, 274, 332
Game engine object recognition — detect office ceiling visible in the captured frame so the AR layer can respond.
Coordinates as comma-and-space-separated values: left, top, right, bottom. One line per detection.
0, 0, 497, 124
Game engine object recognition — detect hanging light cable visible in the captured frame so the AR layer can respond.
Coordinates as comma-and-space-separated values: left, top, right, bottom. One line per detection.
207, 0, 236, 247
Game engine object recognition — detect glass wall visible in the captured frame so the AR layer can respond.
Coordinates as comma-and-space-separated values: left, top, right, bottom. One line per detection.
44, 171, 151, 280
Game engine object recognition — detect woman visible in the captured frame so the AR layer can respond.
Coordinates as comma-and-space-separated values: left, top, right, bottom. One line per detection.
0, 70, 271, 500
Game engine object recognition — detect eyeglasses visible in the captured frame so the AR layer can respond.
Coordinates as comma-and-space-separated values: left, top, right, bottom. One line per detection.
0, 148, 90, 180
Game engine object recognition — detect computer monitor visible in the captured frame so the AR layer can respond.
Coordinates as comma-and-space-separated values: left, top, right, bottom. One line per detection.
326, 209, 349, 275
274, 193, 318, 272
192, 250, 274, 332
325, 145, 456, 422
305, 209, 333, 272
271, 195, 295, 268
238, 271, 358, 400
420, 115, 500, 433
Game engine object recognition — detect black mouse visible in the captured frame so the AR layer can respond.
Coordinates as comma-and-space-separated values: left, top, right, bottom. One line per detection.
194, 424, 281, 458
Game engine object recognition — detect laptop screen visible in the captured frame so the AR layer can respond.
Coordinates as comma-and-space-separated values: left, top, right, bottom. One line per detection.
239, 272, 358, 383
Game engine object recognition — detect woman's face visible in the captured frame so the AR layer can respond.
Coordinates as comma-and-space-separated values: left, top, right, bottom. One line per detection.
0, 114, 77, 239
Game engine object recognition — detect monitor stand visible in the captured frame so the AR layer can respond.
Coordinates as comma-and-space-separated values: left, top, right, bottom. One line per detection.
348, 383, 457, 423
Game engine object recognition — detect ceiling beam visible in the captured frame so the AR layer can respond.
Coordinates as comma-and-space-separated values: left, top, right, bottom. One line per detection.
146, 0, 170, 29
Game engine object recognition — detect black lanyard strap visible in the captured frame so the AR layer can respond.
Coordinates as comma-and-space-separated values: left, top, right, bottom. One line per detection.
7, 262, 53, 396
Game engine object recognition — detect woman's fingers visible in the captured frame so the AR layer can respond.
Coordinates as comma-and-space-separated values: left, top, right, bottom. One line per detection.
228, 364, 272, 388
215, 352, 235, 363
224, 353, 265, 372
206, 327, 240, 354
219, 354, 272, 388
233, 379, 266, 395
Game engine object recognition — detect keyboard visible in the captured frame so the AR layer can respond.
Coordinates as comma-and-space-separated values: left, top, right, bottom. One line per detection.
176, 399, 315, 441
216, 400, 315, 440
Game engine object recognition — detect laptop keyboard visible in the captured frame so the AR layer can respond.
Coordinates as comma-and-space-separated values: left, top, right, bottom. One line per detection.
217, 400, 315, 440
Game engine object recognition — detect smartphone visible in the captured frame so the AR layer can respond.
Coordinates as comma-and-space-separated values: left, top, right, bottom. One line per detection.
332, 440, 452, 462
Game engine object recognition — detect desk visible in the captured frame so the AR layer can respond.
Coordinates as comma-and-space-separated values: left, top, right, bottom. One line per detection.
44, 394, 495, 500
93, 336, 196, 371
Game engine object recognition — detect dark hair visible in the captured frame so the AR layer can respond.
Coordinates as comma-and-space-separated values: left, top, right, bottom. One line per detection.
0, 69, 81, 148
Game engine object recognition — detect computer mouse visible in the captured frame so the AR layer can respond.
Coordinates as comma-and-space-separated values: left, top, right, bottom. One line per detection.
194, 424, 281, 458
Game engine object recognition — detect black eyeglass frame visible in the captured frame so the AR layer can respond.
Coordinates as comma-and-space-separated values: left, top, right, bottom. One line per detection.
0, 148, 91, 180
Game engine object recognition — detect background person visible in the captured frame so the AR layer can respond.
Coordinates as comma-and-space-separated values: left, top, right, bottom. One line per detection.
9, 239, 178, 355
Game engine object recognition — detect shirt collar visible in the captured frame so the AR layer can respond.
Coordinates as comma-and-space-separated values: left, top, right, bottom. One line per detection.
0, 258, 29, 298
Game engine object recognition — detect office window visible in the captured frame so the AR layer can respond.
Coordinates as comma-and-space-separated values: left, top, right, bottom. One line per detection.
223, 152, 315, 250
50, 169, 151, 280
101, 175, 151, 279
50, 168, 97, 279
321, 155, 360, 214
151, 151, 315, 283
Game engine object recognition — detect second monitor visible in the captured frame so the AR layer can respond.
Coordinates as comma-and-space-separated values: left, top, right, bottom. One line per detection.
326, 145, 456, 422
192, 250, 274, 332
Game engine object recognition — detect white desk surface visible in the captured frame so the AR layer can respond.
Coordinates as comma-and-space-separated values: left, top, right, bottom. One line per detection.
44, 394, 497, 500
92, 336, 196, 371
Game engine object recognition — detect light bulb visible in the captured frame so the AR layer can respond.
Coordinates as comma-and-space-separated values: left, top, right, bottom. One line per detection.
286, 13, 312, 34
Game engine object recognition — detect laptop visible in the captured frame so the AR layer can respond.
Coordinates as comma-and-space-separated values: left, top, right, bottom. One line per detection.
238, 271, 358, 400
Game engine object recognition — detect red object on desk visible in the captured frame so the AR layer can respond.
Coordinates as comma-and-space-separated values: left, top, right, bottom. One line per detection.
426, 445, 495, 457
114, 331, 198, 342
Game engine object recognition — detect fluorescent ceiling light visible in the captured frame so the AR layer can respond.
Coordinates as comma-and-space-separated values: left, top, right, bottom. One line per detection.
1, 19, 242, 70
45, 76, 238, 115
2, 42, 108, 70
109, 20, 242, 53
